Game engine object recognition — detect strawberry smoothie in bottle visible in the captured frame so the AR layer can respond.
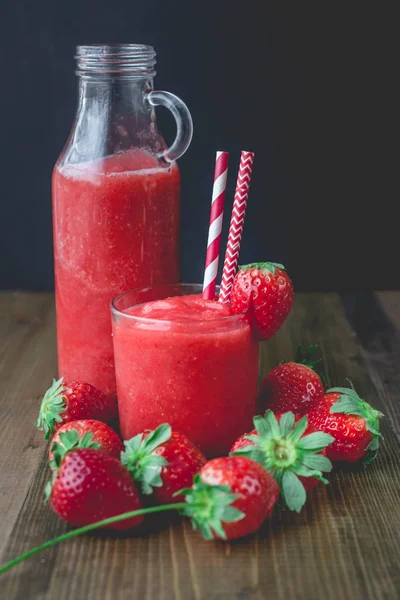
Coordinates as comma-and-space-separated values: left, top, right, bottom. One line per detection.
111, 285, 259, 457
52, 45, 192, 396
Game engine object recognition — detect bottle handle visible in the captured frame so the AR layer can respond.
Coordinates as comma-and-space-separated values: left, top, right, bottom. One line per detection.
146, 90, 193, 163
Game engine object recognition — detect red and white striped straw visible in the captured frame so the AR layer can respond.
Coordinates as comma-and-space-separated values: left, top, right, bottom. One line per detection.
202, 151, 229, 300
219, 151, 255, 303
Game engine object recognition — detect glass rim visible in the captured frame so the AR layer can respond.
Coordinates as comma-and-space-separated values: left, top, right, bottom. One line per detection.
110, 283, 245, 325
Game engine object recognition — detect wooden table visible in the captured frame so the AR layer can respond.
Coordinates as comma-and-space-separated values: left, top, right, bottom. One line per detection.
0, 292, 399, 599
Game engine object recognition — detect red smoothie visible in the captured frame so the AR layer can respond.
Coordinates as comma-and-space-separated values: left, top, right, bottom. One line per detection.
53, 150, 180, 396
112, 287, 259, 456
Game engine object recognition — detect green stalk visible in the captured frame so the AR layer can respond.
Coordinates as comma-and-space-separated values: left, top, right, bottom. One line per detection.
0, 503, 186, 575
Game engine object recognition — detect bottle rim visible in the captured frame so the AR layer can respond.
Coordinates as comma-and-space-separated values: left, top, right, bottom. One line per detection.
75, 44, 156, 75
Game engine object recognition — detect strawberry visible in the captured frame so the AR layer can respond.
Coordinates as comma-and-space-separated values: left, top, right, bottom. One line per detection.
230, 410, 334, 512
49, 420, 123, 463
190, 456, 279, 540
259, 345, 325, 416
121, 424, 207, 503
307, 383, 384, 463
36, 378, 118, 439
47, 438, 143, 530
230, 262, 294, 341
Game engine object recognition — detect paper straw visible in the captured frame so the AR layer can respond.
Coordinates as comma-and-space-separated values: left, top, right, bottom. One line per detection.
202, 151, 229, 300
219, 151, 255, 303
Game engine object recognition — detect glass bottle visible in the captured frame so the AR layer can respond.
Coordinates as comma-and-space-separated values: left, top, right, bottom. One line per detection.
52, 44, 193, 396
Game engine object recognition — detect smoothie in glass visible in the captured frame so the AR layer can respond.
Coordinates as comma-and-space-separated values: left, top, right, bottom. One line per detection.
111, 284, 259, 456
53, 150, 180, 397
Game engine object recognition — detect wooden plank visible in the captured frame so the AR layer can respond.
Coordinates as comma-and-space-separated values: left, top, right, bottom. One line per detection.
0, 292, 56, 558
341, 293, 400, 442
377, 291, 400, 330
0, 293, 399, 599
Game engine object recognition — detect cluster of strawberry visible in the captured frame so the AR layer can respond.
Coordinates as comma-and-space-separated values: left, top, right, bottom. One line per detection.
35, 378, 273, 540
233, 345, 383, 512
0, 263, 384, 574
34, 339, 383, 546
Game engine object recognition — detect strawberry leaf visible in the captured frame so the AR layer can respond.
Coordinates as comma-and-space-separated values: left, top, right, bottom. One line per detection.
365, 422, 382, 438
265, 410, 281, 438
140, 455, 169, 494
282, 470, 306, 513
286, 415, 308, 443
141, 424, 172, 453
292, 464, 329, 483
295, 344, 318, 363
329, 396, 361, 414
233, 445, 265, 467
300, 453, 332, 472
367, 437, 380, 452
208, 520, 225, 540
279, 412, 295, 436
222, 506, 244, 522
364, 437, 380, 464
297, 432, 335, 451
80, 431, 100, 448
44, 480, 53, 502
253, 415, 271, 437
239, 262, 286, 275
328, 386, 360, 397
244, 434, 264, 445
35, 378, 66, 439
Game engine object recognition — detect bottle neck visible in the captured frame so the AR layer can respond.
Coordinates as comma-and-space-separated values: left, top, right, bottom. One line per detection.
76, 74, 155, 120
74, 44, 157, 119
57, 44, 163, 166
62, 74, 161, 166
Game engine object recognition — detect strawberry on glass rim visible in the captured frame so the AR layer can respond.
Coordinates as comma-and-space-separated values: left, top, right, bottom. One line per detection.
35, 378, 118, 439
231, 410, 334, 512
230, 262, 294, 341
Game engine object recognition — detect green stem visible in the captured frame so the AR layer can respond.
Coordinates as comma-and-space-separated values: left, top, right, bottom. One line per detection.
0, 503, 186, 575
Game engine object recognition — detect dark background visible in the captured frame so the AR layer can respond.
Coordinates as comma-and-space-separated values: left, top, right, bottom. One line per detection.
0, 1, 397, 292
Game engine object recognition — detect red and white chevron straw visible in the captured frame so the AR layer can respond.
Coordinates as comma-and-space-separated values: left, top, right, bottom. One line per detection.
219, 151, 255, 303
202, 151, 229, 300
